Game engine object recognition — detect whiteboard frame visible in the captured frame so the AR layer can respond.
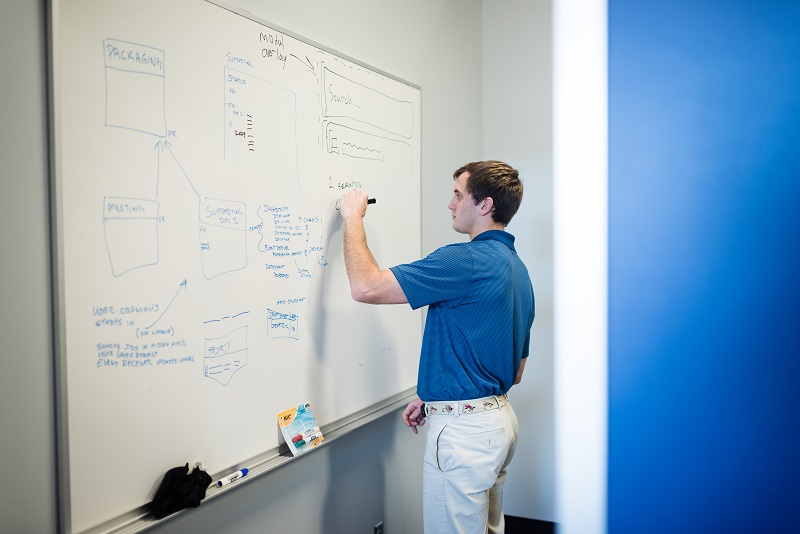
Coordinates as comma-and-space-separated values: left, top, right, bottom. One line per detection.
47, 1, 423, 532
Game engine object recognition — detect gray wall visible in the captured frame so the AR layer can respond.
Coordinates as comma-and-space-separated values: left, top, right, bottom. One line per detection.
0, 1, 554, 532
0, 1, 58, 533
483, 0, 554, 520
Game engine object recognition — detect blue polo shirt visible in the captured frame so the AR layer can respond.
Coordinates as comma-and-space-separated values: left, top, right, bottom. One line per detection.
390, 230, 535, 401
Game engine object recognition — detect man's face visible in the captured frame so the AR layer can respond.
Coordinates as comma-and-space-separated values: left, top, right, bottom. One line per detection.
448, 172, 480, 236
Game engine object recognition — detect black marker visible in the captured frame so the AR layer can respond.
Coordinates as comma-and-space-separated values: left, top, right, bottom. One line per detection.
335, 198, 377, 210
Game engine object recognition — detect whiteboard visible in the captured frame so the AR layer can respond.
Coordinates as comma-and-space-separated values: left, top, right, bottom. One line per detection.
50, 1, 421, 532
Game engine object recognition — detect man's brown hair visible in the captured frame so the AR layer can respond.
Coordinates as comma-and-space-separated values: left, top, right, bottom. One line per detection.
453, 160, 523, 226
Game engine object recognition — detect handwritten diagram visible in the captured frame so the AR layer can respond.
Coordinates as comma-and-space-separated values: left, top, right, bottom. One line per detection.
200, 198, 247, 278
266, 308, 299, 340
102, 196, 160, 276
204, 325, 248, 386
103, 38, 167, 137
322, 65, 413, 175
223, 66, 298, 185
89, 30, 417, 387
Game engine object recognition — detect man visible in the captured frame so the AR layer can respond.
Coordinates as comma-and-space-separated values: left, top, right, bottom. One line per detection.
339, 160, 534, 533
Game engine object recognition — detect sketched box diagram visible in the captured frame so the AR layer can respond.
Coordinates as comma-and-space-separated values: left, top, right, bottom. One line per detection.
321, 65, 413, 138
199, 198, 247, 280
103, 38, 167, 137
266, 308, 299, 340
102, 196, 160, 277
321, 64, 413, 163
204, 325, 248, 386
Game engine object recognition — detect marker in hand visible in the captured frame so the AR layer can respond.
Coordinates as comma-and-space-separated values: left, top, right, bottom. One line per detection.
335, 197, 376, 210
216, 468, 249, 488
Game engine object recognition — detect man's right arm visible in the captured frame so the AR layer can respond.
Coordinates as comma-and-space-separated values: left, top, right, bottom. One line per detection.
339, 189, 408, 304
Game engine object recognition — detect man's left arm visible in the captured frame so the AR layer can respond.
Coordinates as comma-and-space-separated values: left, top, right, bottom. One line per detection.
402, 398, 426, 434
514, 357, 527, 384
339, 189, 408, 305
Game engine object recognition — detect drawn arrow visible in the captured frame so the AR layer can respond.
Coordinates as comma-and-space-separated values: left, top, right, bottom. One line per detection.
153, 140, 171, 197
290, 54, 316, 78
160, 142, 201, 200
144, 279, 187, 330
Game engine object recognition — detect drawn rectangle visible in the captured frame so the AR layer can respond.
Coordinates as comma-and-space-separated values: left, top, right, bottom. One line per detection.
102, 196, 159, 277
103, 39, 167, 136
204, 325, 248, 386
199, 198, 247, 279
322, 65, 413, 138
267, 308, 298, 340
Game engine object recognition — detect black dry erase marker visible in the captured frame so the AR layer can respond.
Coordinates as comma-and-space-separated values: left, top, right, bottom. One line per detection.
335, 198, 376, 210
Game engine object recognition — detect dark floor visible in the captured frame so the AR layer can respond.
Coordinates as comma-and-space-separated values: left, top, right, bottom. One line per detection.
505, 515, 556, 534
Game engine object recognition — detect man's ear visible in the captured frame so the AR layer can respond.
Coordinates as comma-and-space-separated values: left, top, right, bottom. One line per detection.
479, 197, 494, 216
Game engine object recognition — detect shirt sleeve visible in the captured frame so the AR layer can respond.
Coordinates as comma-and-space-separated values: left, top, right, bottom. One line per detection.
521, 328, 531, 359
389, 244, 473, 310
521, 282, 535, 359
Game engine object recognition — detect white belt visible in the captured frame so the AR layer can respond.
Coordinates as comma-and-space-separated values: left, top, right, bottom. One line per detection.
424, 394, 509, 416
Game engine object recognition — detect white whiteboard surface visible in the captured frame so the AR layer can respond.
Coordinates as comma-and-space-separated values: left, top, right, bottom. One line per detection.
50, 1, 421, 532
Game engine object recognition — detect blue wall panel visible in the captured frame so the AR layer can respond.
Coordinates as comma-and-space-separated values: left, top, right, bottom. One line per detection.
609, 1, 800, 532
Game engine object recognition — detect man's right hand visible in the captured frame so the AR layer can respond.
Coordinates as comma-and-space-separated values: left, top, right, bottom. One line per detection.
338, 189, 369, 221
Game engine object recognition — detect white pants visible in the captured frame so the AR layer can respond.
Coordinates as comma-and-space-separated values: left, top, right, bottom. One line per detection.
422, 401, 519, 534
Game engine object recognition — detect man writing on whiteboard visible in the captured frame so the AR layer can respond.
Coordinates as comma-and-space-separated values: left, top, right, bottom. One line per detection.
339, 160, 535, 534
